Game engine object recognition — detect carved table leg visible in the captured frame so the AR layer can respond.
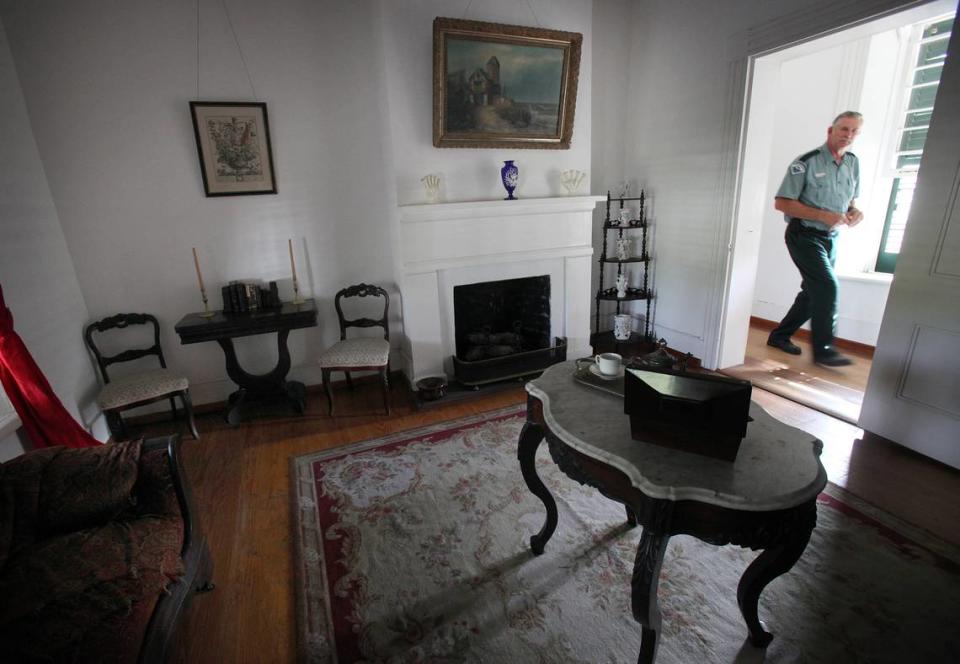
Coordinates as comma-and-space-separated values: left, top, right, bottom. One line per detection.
216, 332, 304, 423
737, 501, 817, 647
632, 528, 671, 664
517, 421, 557, 555
225, 389, 247, 425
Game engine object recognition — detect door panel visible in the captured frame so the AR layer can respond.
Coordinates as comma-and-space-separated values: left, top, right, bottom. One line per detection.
860, 17, 960, 469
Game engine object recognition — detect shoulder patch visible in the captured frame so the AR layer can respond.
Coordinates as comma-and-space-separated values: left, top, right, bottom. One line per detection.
790, 162, 806, 175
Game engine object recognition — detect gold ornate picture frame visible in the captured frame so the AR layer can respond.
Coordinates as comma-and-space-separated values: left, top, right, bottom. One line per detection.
432, 17, 582, 149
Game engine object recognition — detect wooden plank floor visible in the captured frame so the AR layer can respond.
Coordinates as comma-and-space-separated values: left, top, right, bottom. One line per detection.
740, 323, 872, 390
146, 373, 960, 663
722, 324, 872, 423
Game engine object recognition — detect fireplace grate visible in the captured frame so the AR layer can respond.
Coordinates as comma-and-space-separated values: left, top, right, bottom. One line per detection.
452, 337, 567, 387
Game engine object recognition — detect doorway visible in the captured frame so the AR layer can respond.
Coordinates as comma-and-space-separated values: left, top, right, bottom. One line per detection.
718, 1, 956, 423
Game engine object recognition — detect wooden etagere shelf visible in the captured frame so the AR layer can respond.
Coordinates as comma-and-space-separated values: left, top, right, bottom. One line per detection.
597, 287, 651, 301
600, 255, 651, 265
594, 190, 653, 341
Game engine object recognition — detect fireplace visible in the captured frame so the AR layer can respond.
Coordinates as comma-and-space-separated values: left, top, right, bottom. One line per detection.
454, 276, 551, 360
395, 195, 604, 386
451, 275, 566, 385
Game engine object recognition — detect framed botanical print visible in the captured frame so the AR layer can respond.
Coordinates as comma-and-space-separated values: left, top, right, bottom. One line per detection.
432, 17, 582, 149
189, 101, 277, 196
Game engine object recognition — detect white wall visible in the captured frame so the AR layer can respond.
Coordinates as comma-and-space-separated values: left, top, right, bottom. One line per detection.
0, 17, 105, 460
3, 0, 938, 425
1, 0, 601, 412
591, 0, 638, 334
0, 0, 397, 407
620, 0, 769, 363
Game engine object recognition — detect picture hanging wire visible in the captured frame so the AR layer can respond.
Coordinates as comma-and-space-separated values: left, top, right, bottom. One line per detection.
194, 0, 258, 100
195, 0, 200, 99
461, 0, 541, 26
524, 0, 542, 27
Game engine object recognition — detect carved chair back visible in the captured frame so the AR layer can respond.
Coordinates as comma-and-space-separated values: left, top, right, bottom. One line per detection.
334, 284, 390, 342
84, 313, 166, 385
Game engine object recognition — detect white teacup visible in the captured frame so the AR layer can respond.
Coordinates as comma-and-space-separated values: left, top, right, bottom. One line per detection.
595, 352, 622, 376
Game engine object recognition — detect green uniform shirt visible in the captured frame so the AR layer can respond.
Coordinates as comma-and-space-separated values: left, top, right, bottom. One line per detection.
776, 143, 859, 232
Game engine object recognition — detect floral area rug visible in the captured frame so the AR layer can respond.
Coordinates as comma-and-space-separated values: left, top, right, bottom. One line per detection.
290, 406, 960, 663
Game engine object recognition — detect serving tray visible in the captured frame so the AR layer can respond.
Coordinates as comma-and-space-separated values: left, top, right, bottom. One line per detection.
573, 358, 624, 397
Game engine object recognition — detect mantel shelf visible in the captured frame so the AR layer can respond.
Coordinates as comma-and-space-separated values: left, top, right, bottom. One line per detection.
398, 195, 605, 223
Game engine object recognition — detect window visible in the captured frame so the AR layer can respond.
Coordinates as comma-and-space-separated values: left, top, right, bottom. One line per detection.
876, 15, 953, 273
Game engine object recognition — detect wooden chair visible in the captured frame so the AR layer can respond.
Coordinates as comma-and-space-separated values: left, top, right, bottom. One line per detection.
318, 284, 390, 415
84, 313, 199, 441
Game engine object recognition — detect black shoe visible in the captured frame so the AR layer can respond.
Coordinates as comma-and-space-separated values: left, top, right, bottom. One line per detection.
767, 337, 801, 355
815, 351, 852, 368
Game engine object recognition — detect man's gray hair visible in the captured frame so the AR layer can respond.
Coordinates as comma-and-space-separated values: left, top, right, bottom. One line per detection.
833, 111, 863, 125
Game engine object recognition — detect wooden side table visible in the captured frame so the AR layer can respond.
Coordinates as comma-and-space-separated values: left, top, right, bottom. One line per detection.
519, 361, 827, 664
175, 300, 318, 424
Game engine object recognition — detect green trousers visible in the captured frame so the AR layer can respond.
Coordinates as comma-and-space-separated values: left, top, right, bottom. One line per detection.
769, 219, 839, 357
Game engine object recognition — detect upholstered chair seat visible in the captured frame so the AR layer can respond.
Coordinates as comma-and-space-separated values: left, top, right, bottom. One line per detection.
96, 369, 190, 410
317, 338, 390, 368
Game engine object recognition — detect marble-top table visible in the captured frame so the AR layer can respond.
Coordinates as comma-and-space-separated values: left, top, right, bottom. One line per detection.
519, 361, 827, 664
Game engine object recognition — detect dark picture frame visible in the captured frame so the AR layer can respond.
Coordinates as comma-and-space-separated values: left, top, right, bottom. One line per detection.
432, 17, 582, 149
189, 101, 277, 196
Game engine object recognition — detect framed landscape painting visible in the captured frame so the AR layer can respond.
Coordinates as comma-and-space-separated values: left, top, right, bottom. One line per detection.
432, 17, 582, 149
189, 101, 277, 196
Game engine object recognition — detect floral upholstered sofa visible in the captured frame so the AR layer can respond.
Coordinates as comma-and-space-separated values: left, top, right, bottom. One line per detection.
0, 435, 213, 663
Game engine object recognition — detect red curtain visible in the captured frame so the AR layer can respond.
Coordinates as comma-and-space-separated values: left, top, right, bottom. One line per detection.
0, 284, 99, 448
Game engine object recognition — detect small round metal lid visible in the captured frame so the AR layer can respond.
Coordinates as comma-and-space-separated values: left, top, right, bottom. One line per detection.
636, 338, 676, 369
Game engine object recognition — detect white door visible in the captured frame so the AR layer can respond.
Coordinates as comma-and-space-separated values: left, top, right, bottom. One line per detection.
860, 19, 960, 470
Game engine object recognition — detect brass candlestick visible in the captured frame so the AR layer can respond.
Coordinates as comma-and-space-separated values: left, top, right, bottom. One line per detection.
289, 238, 305, 305
192, 247, 216, 317
292, 277, 304, 306
200, 292, 215, 318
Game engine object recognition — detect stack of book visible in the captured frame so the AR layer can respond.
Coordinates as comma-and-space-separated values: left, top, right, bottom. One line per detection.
221, 280, 282, 313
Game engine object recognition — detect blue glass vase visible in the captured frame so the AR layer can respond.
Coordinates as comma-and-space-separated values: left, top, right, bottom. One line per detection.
500, 160, 518, 200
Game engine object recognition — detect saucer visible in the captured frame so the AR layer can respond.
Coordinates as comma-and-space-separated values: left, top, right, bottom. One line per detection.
589, 363, 624, 380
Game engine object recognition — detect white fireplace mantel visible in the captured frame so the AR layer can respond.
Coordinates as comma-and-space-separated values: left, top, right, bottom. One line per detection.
395, 195, 604, 384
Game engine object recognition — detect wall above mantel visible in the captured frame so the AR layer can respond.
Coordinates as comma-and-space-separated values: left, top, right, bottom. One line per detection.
380, 0, 593, 205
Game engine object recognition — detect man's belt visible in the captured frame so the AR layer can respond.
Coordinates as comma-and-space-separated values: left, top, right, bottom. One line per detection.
788, 217, 835, 237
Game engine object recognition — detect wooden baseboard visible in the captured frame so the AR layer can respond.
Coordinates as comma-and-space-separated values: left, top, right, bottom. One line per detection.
750, 316, 875, 358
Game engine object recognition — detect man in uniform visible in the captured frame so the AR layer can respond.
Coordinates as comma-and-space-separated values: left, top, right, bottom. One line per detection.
767, 111, 865, 368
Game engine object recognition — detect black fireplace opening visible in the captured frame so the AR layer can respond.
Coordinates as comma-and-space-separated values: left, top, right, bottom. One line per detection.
453, 275, 551, 362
